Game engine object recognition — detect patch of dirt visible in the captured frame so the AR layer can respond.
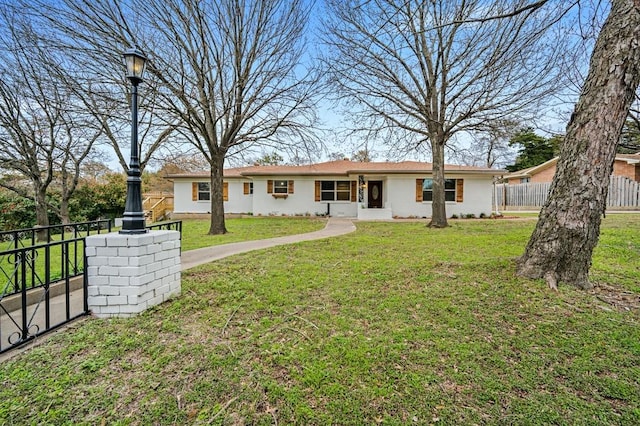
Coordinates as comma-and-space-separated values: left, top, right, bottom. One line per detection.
590, 283, 640, 312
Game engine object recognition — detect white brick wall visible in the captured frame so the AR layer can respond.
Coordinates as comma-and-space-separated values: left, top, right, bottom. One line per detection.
85, 230, 181, 318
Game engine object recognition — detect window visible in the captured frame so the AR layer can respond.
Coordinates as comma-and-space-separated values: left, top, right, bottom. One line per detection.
520, 177, 530, 183
321, 181, 351, 201
267, 180, 294, 196
274, 180, 289, 194
197, 182, 210, 201
243, 182, 254, 195
315, 181, 356, 202
422, 178, 456, 202
192, 181, 228, 201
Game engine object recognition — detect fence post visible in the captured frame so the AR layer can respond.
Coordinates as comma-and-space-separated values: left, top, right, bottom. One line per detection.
85, 230, 181, 318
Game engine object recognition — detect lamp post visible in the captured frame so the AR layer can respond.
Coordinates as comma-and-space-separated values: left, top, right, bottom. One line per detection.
120, 47, 148, 234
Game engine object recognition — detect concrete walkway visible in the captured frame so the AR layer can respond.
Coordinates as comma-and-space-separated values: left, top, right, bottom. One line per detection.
181, 217, 356, 270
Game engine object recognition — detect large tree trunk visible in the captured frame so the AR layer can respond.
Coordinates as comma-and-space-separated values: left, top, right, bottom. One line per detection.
60, 169, 71, 225
428, 139, 449, 228
208, 153, 227, 235
517, 0, 640, 290
34, 187, 49, 242
60, 199, 71, 225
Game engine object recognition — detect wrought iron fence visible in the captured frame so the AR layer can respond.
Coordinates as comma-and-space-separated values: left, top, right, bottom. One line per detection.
0, 220, 111, 353
0, 219, 183, 353
0, 219, 112, 245
147, 220, 183, 252
147, 220, 182, 233
0, 237, 91, 353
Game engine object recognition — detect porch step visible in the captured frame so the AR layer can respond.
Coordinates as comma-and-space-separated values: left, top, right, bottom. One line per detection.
357, 208, 393, 220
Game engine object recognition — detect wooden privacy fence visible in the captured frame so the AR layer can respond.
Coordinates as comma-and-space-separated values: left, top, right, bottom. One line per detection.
496, 176, 640, 210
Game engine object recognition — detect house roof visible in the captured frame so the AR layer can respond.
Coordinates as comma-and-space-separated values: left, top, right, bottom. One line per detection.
166, 166, 254, 179
505, 157, 558, 179
616, 153, 640, 163
505, 154, 640, 179
166, 159, 503, 179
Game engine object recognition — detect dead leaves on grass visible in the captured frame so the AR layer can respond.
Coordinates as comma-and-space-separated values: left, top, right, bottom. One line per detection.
591, 283, 640, 312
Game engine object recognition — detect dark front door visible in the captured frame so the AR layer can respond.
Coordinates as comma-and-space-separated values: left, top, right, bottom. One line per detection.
368, 181, 383, 208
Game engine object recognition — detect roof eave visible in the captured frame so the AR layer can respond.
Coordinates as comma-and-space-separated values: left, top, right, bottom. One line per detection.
241, 171, 350, 177
241, 169, 502, 177
354, 169, 503, 175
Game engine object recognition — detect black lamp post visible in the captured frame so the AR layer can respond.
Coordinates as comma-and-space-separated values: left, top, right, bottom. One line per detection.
120, 47, 148, 234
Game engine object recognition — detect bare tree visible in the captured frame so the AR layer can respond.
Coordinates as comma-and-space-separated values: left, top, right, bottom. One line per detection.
452, 120, 520, 169
81, 160, 115, 183
53, 123, 102, 224
327, 152, 347, 161
351, 149, 375, 162
0, 78, 54, 231
36, 0, 322, 235
322, 0, 572, 227
148, 0, 320, 234
0, 9, 101, 231
25, 0, 180, 178
74, 75, 178, 175
152, 152, 212, 175
517, 0, 640, 290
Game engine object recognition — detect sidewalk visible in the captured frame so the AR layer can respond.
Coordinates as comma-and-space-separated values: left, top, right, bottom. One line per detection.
181, 217, 356, 269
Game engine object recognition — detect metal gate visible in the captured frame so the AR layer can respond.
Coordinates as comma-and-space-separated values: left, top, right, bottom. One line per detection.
0, 220, 111, 354
0, 220, 182, 354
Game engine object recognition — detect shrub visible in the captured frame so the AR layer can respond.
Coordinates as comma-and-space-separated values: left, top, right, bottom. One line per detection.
0, 192, 59, 231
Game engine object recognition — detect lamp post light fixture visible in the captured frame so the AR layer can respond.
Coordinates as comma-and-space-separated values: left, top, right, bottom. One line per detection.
120, 46, 148, 234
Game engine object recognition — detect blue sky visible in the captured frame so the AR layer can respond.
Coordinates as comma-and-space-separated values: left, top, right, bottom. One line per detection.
0, 0, 606, 170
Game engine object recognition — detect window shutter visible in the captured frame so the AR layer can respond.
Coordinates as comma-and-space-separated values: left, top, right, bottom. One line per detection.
223, 182, 229, 201
267, 180, 273, 194
243, 182, 250, 195
192, 182, 198, 201
314, 181, 321, 202
351, 181, 357, 202
456, 179, 464, 202
288, 180, 294, 194
416, 179, 423, 202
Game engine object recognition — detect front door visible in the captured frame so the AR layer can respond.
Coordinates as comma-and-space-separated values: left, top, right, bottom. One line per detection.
368, 181, 383, 208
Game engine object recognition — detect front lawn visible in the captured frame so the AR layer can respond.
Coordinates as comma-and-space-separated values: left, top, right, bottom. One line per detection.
179, 216, 327, 251
0, 217, 325, 291
1, 215, 638, 424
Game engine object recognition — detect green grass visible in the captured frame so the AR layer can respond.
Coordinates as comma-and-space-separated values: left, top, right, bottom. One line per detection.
0, 232, 101, 290
179, 217, 327, 251
501, 211, 540, 218
1, 215, 639, 424
0, 217, 325, 292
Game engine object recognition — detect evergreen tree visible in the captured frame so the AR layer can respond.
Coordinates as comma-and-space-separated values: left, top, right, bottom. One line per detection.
618, 119, 640, 153
505, 128, 560, 172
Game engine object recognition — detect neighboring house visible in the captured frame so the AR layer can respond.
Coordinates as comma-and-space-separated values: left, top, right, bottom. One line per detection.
167, 159, 503, 220
505, 154, 640, 184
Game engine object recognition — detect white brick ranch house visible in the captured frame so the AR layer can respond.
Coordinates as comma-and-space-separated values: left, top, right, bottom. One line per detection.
167, 159, 502, 220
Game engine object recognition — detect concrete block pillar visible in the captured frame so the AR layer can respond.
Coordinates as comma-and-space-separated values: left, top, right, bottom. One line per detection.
85, 230, 181, 318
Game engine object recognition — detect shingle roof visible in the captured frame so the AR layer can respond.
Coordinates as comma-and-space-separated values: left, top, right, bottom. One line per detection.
505, 154, 640, 179
504, 157, 558, 179
166, 159, 502, 179
166, 166, 254, 179
616, 154, 640, 163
